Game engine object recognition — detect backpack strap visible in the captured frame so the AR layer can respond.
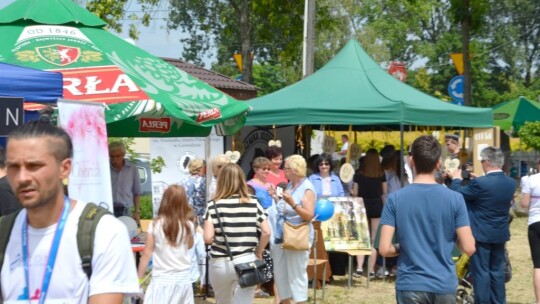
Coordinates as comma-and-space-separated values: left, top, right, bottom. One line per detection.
77, 203, 110, 280
0, 210, 22, 303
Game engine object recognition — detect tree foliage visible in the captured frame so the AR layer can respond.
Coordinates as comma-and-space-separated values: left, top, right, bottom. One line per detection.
519, 122, 540, 152
82, 0, 160, 40
90, 0, 540, 104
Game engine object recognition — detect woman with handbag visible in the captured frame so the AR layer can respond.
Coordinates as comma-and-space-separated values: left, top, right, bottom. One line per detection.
269, 154, 316, 304
203, 163, 271, 304
137, 185, 195, 304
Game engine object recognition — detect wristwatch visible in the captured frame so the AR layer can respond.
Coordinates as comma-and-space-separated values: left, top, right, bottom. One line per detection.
293, 204, 299, 210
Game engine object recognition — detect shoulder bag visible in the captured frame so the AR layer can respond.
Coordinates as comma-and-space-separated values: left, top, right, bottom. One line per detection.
282, 220, 310, 250
211, 200, 267, 288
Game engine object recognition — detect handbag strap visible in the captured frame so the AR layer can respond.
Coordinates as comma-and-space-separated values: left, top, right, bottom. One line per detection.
211, 200, 235, 263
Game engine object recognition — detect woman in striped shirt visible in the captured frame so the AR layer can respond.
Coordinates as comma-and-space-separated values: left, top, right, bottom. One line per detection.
204, 163, 271, 304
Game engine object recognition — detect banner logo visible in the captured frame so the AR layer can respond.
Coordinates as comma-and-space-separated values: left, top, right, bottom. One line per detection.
196, 107, 222, 123
57, 66, 149, 103
139, 117, 171, 133
36, 45, 81, 66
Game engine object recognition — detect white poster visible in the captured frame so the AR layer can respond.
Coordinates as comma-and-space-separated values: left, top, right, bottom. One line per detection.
150, 129, 223, 217
57, 99, 113, 212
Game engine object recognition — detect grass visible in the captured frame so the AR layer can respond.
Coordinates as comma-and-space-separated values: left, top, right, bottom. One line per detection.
195, 215, 536, 304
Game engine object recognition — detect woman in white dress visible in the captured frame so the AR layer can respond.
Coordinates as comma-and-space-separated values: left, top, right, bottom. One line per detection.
137, 185, 195, 304
521, 159, 540, 304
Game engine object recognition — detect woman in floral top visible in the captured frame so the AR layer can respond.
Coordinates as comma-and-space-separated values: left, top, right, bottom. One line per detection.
181, 158, 206, 226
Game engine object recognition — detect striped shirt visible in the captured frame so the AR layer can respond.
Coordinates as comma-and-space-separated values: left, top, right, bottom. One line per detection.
205, 196, 267, 258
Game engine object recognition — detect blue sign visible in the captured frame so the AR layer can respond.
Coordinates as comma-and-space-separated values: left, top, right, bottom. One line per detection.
448, 76, 464, 103
451, 99, 464, 106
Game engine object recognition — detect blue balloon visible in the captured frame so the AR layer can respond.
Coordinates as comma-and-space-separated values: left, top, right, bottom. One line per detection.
255, 188, 273, 209
314, 198, 335, 221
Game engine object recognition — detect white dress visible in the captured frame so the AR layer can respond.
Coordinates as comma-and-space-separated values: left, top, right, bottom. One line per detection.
144, 220, 194, 304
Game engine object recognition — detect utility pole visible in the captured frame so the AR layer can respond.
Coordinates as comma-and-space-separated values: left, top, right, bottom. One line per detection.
462, 0, 472, 106
302, 0, 315, 78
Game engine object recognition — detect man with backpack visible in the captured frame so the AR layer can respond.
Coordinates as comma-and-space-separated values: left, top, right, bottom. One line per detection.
0, 121, 139, 303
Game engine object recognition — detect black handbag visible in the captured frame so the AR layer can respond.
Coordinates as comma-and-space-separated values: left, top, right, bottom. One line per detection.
212, 201, 268, 288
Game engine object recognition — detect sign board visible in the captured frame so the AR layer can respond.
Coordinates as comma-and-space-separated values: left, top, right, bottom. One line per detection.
150, 131, 223, 217
388, 61, 407, 82
320, 197, 371, 251
227, 126, 296, 176
57, 99, 113, 212
472, 128, 497, 176
448, 76, 464, 103
0, 97, 23, 136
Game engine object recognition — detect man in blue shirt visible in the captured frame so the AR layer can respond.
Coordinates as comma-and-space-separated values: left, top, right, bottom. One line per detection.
379, 135, 476, 304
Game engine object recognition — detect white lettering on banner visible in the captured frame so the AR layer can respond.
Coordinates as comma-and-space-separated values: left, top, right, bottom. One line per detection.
5, 108, 19, 126
18, 25, 91, 43
196, 107, 222, 123
64, 74, 140, 96
111, 74, 140, 93
142, 120, 169, 129
85, 76, 109, 94
64, 77, 83, 96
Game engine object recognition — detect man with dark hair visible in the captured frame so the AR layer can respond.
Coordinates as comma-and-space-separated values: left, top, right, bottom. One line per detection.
0, 145, 21, 216
379, 135, 475, 303
337, 134, 349, 156
447, 146, 516, 304
1, 121, 139, 303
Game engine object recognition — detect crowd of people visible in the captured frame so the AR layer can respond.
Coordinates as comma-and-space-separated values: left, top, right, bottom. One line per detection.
0, 119, 535, 304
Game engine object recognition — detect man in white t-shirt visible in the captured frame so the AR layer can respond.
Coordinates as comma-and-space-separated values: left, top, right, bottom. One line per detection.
0, 121, 139, 303
337, 134, 349, 156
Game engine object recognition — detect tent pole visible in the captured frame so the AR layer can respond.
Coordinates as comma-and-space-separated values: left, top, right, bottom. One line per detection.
346, 124, 352, 163
205, 133, 212, 202
400, 123, 405, 187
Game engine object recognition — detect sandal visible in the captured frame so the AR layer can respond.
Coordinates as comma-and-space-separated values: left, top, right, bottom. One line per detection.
254, 290, 270, 298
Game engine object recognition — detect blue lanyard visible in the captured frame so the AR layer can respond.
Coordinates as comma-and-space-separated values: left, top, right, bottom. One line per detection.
22, 197, 70, 303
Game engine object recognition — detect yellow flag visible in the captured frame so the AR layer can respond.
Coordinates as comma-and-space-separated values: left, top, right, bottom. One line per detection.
450, 53, 464, 75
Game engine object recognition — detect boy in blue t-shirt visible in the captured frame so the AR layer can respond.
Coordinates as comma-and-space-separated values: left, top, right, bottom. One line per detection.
379, 135, 476, 303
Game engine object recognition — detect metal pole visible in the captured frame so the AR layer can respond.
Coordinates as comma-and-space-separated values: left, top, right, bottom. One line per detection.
400, 123, 405, 187
302, 0, 315, 78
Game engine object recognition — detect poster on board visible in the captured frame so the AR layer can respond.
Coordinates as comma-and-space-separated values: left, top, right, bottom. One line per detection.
472, 128, 497, 176
57, 99, 113, 212
150, 130, 223, 217
320, 197, 371, 251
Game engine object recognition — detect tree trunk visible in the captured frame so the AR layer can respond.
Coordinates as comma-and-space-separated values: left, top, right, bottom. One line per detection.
240, 0, 252, 84
462, 0, 472, 106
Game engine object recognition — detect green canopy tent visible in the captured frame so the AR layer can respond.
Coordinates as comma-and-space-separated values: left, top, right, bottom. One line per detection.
0, 0, 250, 137
492, 96, 540, 132
246, 39, 492, 129
492, 96, 540, 177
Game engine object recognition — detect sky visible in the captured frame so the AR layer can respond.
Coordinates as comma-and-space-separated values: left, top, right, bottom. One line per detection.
0, 0, 199, 65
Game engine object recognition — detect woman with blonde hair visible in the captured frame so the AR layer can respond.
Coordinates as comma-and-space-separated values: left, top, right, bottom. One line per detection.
352, 148, 387, 278
138, 185, 195, 303
269, 154, 316, 304
181, 158, 206, 225
204, 163, 271, 304
208, 154, 231, 199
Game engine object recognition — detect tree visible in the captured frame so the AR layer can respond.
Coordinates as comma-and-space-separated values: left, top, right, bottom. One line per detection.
81, 0, 160, 40
519, 122, 540, 152
485, 0, 540, 91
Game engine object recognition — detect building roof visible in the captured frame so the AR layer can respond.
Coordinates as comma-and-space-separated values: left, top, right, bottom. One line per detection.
161, 57, 258, 92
